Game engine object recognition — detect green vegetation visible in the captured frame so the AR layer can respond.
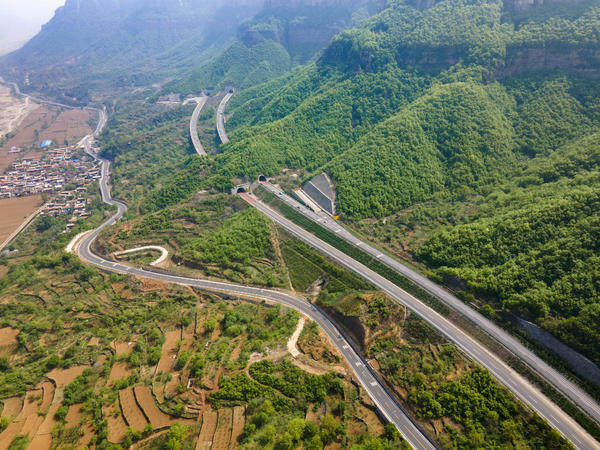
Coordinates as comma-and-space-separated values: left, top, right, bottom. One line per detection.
318, 291, 570, 448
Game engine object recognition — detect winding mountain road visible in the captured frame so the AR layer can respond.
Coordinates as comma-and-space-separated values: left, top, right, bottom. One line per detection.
189, 96, 208, 155
75, 129, 436, 450
242, 188, 599, 450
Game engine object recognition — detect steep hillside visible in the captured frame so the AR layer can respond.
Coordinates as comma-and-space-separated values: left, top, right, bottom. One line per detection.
168, 0, 384, 92
0, 0, 264, 98
194, 0, 600, 368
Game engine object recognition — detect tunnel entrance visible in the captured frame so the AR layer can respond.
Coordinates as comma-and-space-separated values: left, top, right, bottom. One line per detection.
237, 187, 247, 194
258, 175, 267, 182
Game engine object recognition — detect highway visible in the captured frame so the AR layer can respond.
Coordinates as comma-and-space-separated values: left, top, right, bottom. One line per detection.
189, 96, 208, 155
259, 182, 600, 431
217, 90, 234, 144
74, 128, 436, 450
242, 190, 599, 450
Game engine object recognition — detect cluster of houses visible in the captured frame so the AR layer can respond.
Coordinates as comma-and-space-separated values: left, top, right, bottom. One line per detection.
0, 146, 102, 230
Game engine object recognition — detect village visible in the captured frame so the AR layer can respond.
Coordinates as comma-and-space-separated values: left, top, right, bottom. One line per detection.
0, 143, 101, 231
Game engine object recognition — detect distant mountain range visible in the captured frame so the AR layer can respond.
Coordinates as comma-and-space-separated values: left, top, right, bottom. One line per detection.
0, 0, 265, 98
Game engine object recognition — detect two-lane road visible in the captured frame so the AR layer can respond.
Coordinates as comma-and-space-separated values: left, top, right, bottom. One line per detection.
244, 189, 599, 450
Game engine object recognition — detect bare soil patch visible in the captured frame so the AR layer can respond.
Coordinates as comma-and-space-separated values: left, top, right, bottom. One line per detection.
0, 196, 43, 245
212, 408, 233, 450
47, 365, 88, 386
111, 338, 136, 356
103, 404, 128, 444
119, 387, 148, 431
0, 420, 25, 448
0, 327, 19, 346
134, 386, 185, 429
36, 403, 60, 435
39, 109, 93, 147
0, 86, 39, 137
229, 406, 245, 449
157, 330, 180, 374
196, 410, 218, 450
109, 362, 133, 383
1, 397, 22, 417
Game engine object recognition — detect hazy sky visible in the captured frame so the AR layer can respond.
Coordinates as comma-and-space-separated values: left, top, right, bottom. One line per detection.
0, 0, 65, 55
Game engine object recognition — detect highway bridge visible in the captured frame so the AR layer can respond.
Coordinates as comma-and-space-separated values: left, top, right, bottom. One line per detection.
189, 96, 208, 156
217, 90, 234, 144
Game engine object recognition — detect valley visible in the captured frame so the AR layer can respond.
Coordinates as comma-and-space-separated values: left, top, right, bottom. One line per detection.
1, 0, 600, 448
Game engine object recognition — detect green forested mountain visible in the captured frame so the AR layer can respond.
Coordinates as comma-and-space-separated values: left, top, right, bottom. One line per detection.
193, 0, 600, 365
167, 0, 383, 92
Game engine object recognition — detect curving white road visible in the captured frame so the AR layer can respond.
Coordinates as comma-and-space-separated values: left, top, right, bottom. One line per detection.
74, 123, 436, 450
113, 245, 169, 267
217, 91, 234, 144
243, 188, 600, 450
259, 181, 600, 434
189, 96, 208, 156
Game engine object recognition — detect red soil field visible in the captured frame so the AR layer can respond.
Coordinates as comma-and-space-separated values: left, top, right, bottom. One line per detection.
229, 406, 246, 449
1, 397, 22, 417
119, 387, 148, 432
195, 410, 218, 450
157, 330, 180, 374
211, 408, 233, 450
0, 196, 43, 245
47, 365, 89, 386
103, 404, 128, 444
133, 386, 182, 429
109, 362, 133, 383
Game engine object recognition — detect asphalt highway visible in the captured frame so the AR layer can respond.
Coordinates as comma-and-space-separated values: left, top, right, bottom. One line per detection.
217, 91, 233, 144
243, 190, 599, 450
75, 130, 436, 449
260, 182, 600, 430
189, 96, 208, 156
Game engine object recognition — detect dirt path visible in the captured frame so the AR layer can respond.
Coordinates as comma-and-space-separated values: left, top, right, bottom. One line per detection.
287, 316, 306, 358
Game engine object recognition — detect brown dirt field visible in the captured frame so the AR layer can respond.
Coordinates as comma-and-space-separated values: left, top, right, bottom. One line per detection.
119, 387, 148, 432
1, 397, 22, 417
0, 420, 25, 448
28, 432, 53, 450
0, 196, 43, 245
65, 403, 94, 445
0, 266, 7, 278
3, 105, 59, 149
157, 330, 180, 374
0, 327, 19, 346
195, 410, 218, 450
19, 412, 44, 437
211, 408, 233, 450
35, 403, 60, 435
39, 109, 93, 147
47, 365, 88, 386
103, 404, 128, 444
16, 388, 42, 421
229, 406, 245, 450
134, 386, 184, 429
111, 338, 136, 356
109, 362, 133, 383
37, 381, 55, 411
229, 341, 243, 362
